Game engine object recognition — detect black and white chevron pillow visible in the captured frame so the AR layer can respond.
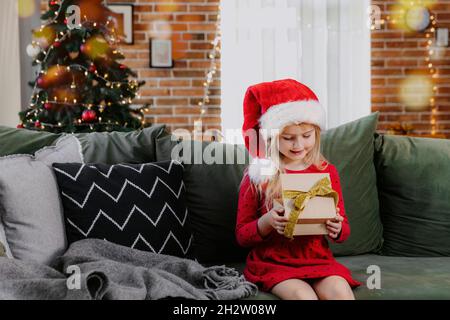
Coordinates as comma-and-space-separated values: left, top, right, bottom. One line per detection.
52, 160, 193, 258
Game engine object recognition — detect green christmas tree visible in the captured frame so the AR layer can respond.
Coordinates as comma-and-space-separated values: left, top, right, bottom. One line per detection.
19, 0, 148, 133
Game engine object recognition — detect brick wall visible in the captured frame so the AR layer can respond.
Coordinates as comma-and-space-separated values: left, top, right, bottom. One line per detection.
110, 0, 221, 136
371, 0, 450, 138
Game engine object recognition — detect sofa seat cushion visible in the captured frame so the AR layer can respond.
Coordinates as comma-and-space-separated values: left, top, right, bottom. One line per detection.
222, 255, 450, 300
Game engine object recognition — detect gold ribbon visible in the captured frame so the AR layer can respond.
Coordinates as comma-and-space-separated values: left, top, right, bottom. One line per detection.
282, 176, 339, 240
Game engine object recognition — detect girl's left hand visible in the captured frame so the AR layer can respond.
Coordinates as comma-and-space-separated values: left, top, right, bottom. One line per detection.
326, 207, 343, 239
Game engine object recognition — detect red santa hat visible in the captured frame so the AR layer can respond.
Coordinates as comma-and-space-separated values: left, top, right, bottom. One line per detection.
242, 79, 326, 183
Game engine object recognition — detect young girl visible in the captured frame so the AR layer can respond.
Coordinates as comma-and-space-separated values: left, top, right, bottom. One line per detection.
236, 79, 361, 300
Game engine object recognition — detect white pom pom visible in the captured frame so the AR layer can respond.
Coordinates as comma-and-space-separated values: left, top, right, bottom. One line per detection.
26, 43, 41, 58
248, 158, 278, 184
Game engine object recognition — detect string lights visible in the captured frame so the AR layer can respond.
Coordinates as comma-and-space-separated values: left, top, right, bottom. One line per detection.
194, 4, 222, 137
425, 13, 438, 135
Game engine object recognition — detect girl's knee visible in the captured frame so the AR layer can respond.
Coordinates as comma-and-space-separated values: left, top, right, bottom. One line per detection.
314, 276, 355, 300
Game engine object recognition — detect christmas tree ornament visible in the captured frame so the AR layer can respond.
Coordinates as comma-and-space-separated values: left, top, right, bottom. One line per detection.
26, 43, 41, 58
44, 103, 52, 110
88, 64, 96, 73
35, 120, 41, 128
17, 124, 24, 129
82, 109, 97, 123
36, 77, 46, 88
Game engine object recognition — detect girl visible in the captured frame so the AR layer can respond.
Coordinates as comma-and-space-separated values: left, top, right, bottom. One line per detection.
236, 79, 361, 300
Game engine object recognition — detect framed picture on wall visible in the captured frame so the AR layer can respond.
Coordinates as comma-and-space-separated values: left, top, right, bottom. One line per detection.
106, 4, 134, 44
150, 39, 173, 68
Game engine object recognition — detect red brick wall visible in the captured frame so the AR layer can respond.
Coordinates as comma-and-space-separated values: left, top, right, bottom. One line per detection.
110, 0, 221, 135
371, 0, 450, 138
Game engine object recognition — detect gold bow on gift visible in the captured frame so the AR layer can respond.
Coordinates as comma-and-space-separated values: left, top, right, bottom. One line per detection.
282, 176, 339, 240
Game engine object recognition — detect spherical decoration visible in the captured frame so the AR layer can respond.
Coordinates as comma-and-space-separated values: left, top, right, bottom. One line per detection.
119, 64, 126, 70
53, 40, 61, 48
17, 123, 24, 129
82, 109, 97, 123
36, 77, 46, 88
80, 44, 89, 54
34, 120, 41, 128
26, 43, 41, 58
35, 36, 50, 50
406, 6, 431, 32
88, 64, 96, 73
44, 103, 52, 110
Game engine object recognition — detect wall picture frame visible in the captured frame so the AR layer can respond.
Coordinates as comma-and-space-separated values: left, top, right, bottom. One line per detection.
150, 39, 173, 68
106, 4, 134, 44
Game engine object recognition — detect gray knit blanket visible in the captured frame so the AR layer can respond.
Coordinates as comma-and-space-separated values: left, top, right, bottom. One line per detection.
0, 239, 258, 300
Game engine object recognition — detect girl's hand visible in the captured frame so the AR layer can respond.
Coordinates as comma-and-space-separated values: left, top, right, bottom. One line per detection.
267, 207, 288, 235
326, 207, 343, 239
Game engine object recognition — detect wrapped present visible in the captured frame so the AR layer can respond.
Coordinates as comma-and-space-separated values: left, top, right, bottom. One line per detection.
274, 173, 339, 239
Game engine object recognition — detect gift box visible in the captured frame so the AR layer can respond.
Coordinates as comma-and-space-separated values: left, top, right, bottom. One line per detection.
274, 173, 339, 238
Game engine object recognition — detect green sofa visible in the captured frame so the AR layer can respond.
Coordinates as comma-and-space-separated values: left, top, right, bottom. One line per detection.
1, 111, 450, 300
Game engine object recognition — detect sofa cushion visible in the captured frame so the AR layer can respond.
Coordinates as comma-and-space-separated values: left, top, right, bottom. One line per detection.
0, 125, 169, 164
0, 126, 61, 157
321, 112, 383, 256
226, 254, 450, 300
0, 135, 83, 264
76, 125, 170, 164
156, 136, 251, 263
374, 134, 450, 257
52, 160, 194, 258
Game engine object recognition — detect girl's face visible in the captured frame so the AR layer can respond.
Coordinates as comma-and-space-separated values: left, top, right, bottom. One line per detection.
278, 123, 316, 163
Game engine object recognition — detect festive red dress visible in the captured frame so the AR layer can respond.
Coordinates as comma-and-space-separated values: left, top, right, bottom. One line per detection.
235, 162, 361, 293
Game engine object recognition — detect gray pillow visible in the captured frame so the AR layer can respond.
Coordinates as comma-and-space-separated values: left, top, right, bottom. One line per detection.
0, 222, 13, 258
0, 135, 83, 264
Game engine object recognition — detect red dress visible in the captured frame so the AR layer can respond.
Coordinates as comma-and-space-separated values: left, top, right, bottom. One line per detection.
235, 162, 361, 293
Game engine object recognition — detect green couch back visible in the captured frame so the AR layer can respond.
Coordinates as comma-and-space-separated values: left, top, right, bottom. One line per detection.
0, 125, 169, 163
374, 133, 450, 257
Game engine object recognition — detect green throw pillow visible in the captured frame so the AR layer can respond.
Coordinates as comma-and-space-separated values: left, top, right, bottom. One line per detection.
0, 126, 61, 156
0, 125, 169, 164
374, 134, 450, 256
321, 112, 384, 256
76, 125, 170, 164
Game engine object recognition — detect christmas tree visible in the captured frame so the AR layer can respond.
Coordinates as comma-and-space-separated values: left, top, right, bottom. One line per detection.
19, 0, 148, 133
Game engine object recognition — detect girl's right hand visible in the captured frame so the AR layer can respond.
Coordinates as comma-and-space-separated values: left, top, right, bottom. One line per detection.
267, 207, 288, 235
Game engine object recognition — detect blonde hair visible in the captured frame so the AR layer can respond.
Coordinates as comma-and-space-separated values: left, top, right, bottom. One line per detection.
245, 123, 329, 211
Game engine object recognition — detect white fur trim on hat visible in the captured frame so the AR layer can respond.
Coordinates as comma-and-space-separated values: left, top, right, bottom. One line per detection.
248, 157, 278, 184
258, 100, 326, 134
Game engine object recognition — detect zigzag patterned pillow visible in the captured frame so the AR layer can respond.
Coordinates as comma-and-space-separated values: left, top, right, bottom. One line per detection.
52, 160, 193, 258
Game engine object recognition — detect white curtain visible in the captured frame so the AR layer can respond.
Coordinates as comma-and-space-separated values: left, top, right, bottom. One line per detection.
0, 0, 21, 127
221, 0, 371, 144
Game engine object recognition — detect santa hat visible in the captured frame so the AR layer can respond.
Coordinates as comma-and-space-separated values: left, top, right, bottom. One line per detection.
242, 79, 326, 184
